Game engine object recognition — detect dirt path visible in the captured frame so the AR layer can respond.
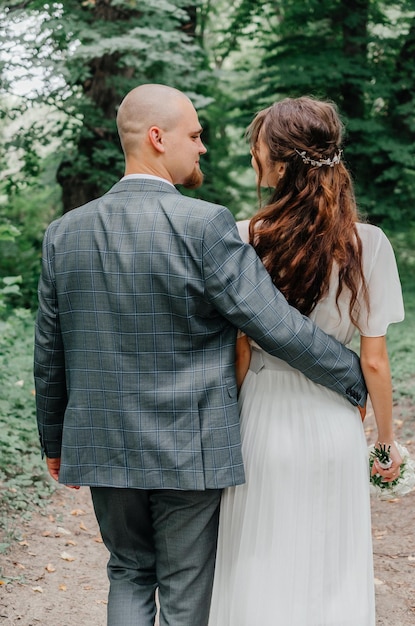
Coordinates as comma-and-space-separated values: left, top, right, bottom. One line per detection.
0, 486, 108, 626
1, 403, 414, 625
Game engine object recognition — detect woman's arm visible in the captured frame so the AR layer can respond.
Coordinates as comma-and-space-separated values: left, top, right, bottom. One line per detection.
235, 334, 251, 392
360, 335, 402, 480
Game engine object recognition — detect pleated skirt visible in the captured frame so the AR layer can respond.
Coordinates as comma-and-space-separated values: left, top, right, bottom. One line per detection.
209, 350, 375, 626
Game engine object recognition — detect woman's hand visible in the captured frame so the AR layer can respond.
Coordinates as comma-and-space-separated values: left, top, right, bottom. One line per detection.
235, 333, 251, 392
371, 441, 403, 483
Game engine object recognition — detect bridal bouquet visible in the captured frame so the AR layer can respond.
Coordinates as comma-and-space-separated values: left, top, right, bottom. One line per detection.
368, 442, 415, 500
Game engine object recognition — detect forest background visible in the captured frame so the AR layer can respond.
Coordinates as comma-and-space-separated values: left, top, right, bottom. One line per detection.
0, 0, 414, 539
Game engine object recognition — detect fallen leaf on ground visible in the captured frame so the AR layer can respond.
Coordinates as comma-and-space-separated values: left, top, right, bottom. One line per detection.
93, 536, 103, 543
374, 578, 384, 585
60, 551, 75, 562
374, 530, 387, 539
71, 509, 86, 516
79, 521, 88, 531
59, 584, 67, 591
32, 586, 43, 593
65, 539, 77, 546
18, 541, 29, 547
56, 526, 72, 536
45, 563, 56, 573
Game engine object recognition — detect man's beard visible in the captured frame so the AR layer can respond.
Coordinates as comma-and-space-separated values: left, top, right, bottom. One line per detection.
182, 167, 204, 189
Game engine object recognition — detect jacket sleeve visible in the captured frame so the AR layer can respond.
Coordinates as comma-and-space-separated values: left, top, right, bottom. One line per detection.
34, 222, 67, 458
201, 206, 367, 407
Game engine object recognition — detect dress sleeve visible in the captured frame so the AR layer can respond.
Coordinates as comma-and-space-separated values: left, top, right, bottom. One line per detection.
357, 225, 404, 337
236, 219, 250, 243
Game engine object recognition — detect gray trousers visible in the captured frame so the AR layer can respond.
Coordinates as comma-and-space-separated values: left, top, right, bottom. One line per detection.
91, 487, 222, 626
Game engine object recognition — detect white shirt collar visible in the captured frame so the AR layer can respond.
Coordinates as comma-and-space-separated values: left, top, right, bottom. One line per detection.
121, 174, 175, 187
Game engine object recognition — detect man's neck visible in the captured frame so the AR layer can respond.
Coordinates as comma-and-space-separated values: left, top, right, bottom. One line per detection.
124, 158, 173, 182
121, 173, 174, 187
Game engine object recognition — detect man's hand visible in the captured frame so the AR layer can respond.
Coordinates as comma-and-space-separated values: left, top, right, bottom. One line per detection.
46, 456, 61, 481
46, 457, 80, 489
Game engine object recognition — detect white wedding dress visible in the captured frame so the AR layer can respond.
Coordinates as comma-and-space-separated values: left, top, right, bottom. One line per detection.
208, 222, 404, 626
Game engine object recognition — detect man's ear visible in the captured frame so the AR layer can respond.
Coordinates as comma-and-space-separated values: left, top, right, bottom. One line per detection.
148, 126, 165, 153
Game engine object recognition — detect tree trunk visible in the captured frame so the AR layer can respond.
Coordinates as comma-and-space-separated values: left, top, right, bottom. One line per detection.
339, 0, 369, 120
58, 1, 137, 213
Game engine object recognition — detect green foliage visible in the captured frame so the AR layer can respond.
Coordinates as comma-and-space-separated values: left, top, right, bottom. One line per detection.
385, 226, 415, 400
0, 223, 22, 316
1, 0, 213, 212
208, 0, 415, 225
0, 276, 22, 315
0, 224, 20, 242
0, 309, 54, 530
2, 1, 413, 223
0, 158, 62, 310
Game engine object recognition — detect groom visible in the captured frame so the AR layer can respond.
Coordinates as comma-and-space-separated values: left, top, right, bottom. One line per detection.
34, 83, 366, 626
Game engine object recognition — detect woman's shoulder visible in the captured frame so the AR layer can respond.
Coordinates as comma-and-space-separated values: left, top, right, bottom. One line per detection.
356, 222, 394, 259
356, 221, 383, 239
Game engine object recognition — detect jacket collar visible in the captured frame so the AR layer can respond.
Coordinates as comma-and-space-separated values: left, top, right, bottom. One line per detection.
109, 177, 181, 196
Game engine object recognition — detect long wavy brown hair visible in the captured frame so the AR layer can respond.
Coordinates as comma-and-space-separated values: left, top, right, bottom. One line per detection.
248, 96, 368, 326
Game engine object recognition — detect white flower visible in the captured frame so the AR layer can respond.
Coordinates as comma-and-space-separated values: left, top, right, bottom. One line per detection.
368, 441, 415, 500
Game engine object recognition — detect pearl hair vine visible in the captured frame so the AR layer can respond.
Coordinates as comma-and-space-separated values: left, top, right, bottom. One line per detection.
294, 148, 343, 168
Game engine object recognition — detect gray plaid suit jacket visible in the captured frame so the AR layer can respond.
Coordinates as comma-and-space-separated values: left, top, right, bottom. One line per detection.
34, 178, 366, 490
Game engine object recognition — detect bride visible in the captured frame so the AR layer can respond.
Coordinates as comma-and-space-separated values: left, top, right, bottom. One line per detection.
208, 96, 404, 625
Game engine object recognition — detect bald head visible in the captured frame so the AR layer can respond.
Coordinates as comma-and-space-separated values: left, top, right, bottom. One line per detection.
115, 83, 206, 186
117, 84, 192, 157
